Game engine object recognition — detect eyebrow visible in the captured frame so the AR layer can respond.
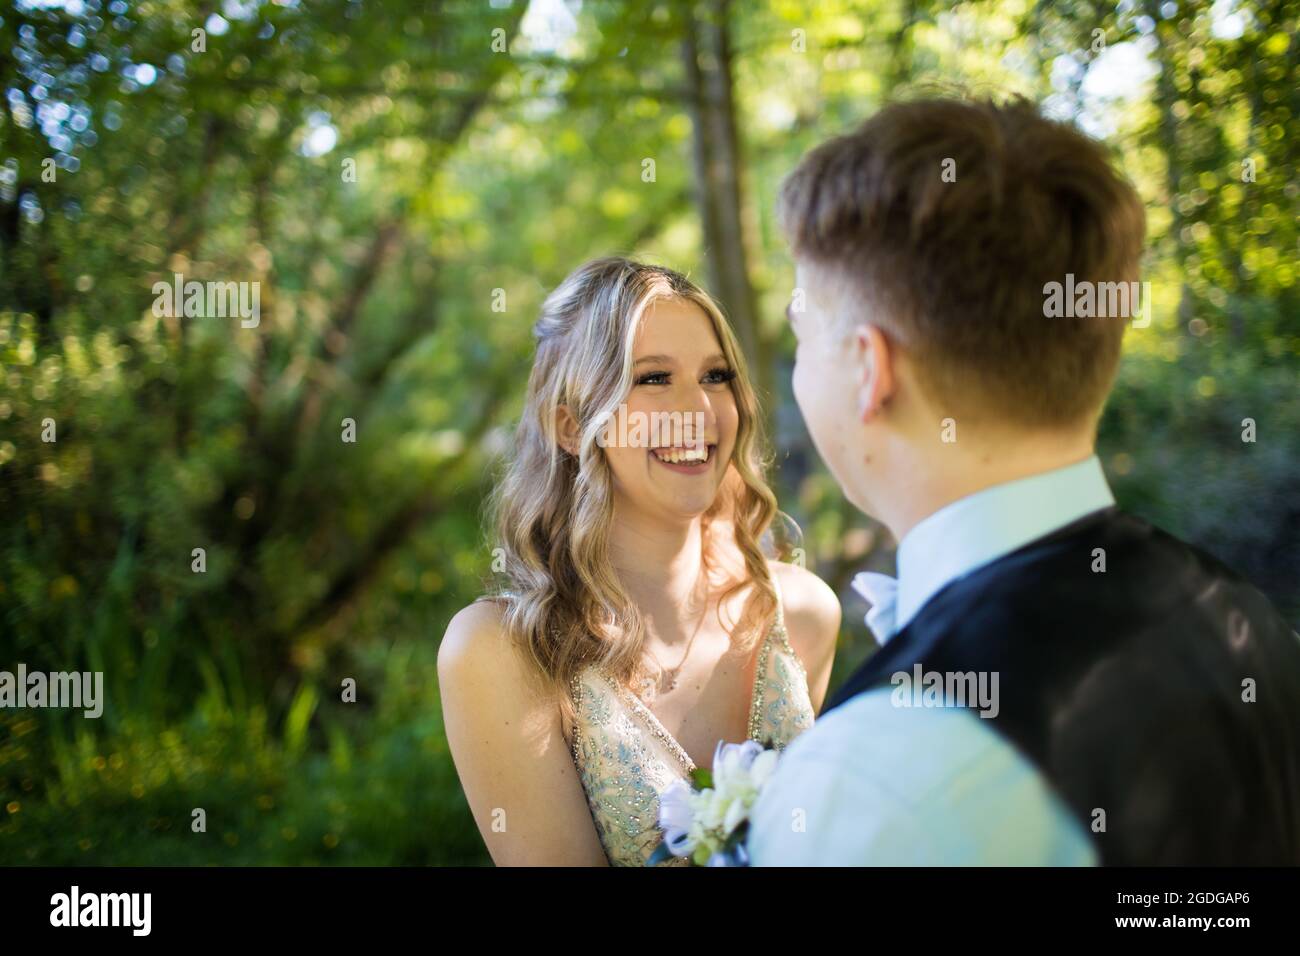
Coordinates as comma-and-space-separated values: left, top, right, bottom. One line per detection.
633, 352, 728, 366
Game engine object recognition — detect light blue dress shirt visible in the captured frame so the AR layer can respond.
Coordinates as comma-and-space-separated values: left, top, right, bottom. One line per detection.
748, 455, 1116, 865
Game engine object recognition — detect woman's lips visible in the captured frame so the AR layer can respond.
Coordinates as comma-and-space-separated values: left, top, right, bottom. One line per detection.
649, 443, 715, 474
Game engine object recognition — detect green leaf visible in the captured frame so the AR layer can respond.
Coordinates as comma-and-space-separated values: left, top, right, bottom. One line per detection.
690, 767, 714, 789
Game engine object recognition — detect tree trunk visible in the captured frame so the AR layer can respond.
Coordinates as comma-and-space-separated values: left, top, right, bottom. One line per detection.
680, 0, 768, 404
1146, 0, 1194, 331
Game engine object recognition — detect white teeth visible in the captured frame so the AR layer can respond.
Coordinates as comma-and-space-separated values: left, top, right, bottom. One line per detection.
653, 445, 710, 465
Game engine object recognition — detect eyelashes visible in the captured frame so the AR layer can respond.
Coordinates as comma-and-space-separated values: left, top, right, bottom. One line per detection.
635, 367, 736, 386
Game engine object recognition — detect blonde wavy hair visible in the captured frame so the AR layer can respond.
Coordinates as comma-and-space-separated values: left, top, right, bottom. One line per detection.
487, 257, 780, 727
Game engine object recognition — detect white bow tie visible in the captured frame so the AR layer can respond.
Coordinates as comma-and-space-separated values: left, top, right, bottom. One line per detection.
851, 571, 898, 644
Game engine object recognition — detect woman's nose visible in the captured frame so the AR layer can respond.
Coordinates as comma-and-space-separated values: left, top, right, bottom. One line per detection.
676, 382, 717, 433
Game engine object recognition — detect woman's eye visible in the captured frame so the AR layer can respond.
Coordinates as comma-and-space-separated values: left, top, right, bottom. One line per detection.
635, 367, 734, 386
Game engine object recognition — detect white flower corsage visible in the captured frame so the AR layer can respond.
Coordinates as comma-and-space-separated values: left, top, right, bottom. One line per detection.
649, 739, 779, 867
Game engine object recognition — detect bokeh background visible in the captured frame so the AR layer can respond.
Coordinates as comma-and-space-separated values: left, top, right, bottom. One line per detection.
1, 0, 1296, 865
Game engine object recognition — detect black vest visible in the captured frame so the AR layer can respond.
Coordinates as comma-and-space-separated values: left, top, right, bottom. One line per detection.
823, 508, 1300, 865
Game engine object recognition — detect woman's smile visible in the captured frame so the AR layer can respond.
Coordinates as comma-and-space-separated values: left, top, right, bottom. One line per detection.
649, 442, 717, 474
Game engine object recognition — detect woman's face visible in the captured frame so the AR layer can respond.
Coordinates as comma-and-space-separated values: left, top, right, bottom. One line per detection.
602, 297, 740, 524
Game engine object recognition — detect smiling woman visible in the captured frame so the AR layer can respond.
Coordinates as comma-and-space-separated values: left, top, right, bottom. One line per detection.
436, 257, 840, 866
591, 296, 742, 521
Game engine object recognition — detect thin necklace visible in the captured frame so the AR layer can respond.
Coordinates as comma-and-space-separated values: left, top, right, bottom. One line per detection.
639, 569, 710, 702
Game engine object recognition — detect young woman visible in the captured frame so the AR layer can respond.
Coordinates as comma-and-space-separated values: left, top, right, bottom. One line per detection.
438, 257, 840, 866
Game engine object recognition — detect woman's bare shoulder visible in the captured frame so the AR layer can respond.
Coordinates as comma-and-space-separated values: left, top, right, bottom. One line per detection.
438, 598, 530, 688
768, 560, 841, 660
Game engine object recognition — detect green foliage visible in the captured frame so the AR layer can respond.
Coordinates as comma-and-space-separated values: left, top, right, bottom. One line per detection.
2, 644, 486, 865
1101, 348, 1300, 622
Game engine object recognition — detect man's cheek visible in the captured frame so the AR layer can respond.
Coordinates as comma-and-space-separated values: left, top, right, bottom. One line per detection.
790, 364, 811, 421
794, 347, 826, 409
791, 359, 811, 415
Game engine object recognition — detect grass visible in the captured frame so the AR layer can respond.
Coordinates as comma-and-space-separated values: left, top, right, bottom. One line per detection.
0, 645, 490, 866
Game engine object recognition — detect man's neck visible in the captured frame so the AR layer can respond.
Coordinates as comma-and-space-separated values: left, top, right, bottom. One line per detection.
879, 434, 1098, 544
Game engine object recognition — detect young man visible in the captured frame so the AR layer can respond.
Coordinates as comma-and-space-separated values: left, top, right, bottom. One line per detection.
748, 97, 1300, 865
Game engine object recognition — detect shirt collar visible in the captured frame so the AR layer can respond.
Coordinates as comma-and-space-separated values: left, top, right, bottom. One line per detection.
891, 454, 1115, 634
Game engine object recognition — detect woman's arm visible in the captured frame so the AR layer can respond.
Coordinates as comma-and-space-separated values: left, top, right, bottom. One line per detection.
437, 601, 609, 866
770, 562, 841, 714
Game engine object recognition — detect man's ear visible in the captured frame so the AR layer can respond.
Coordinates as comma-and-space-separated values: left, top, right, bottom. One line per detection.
555, 404, 581, 456
853, 324, 895, 423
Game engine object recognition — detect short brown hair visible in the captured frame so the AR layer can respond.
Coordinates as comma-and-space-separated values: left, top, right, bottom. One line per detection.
779, 96, 1146, 427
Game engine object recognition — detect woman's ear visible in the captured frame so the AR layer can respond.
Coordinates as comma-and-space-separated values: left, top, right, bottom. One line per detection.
555, 405, 581, 456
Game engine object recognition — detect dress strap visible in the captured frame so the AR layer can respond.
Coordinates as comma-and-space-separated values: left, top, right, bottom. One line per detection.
767, 568, 807, 676
567, 668, 588, 768
770, 568, 786, 632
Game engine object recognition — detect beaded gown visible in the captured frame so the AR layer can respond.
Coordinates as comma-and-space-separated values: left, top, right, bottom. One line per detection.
567, 584, 816, 866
